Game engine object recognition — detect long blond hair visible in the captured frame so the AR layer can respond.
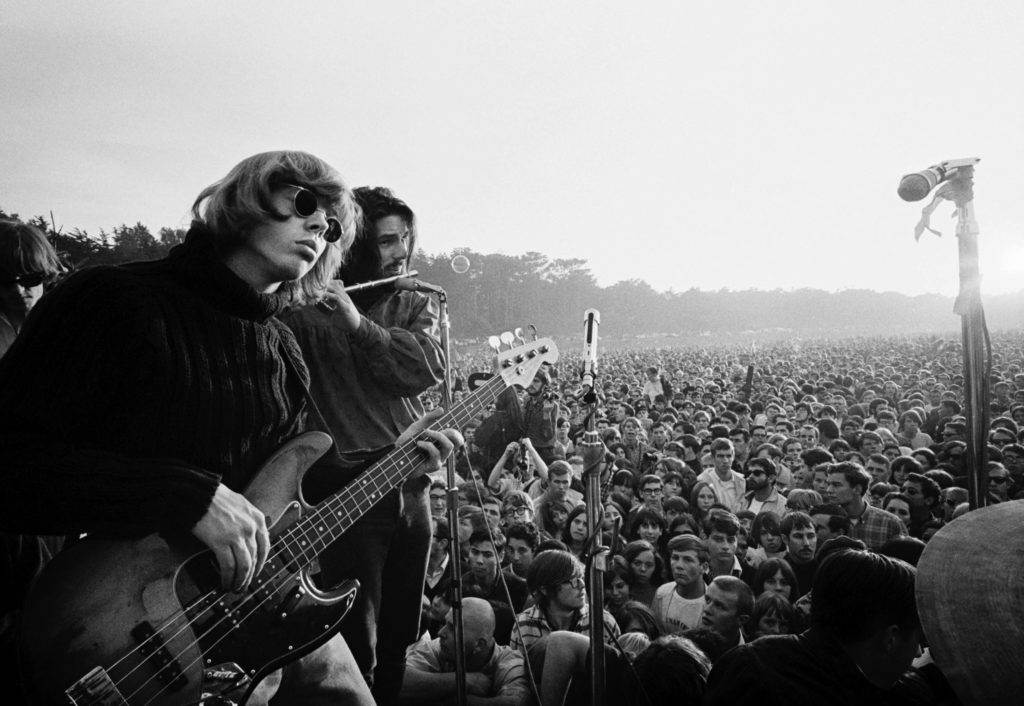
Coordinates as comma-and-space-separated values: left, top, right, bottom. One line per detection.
191, 150, 361, 305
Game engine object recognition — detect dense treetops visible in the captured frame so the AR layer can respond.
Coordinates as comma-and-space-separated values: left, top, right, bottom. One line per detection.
6, 209, 1023, 341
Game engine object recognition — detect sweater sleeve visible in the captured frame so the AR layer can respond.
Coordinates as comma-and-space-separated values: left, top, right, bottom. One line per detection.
0, 268, 218, 537
348, 293, 444, 397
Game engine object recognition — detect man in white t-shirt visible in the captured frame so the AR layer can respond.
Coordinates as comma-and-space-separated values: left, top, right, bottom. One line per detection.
652, 534, 707, 635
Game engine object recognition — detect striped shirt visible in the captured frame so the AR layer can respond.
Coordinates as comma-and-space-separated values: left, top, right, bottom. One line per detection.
510, 603, 621, 654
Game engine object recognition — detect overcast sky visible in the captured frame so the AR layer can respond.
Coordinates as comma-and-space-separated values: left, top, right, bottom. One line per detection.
2, 1, 1022, 296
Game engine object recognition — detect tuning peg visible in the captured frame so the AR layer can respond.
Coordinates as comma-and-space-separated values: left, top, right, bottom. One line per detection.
499, 331, 515, 350
513, 327, 526, 346
528, 324, 538, 341
487, 336, 501, 353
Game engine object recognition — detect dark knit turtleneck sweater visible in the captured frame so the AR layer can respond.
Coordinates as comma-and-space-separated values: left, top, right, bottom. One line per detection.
0, 226, 318, 537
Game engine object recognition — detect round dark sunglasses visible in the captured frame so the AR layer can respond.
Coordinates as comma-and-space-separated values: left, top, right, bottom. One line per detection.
286, 185, 342, 243
3, 272, 49, 288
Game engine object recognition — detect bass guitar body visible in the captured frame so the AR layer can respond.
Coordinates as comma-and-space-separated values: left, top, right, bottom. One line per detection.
20, 432, 358, 706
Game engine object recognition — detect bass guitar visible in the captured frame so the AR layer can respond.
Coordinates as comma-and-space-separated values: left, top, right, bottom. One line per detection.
19, 338, 558, 705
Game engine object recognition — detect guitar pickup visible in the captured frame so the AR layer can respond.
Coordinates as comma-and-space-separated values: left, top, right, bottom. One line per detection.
130, 621, 188, 692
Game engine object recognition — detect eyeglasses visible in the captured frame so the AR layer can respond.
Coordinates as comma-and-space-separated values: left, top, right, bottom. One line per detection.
505, 506, 531, 517
286, 184, 342, 243
641, 488, 663, 495
2, 272, 49, 288
988, 476, 1009, 484
563, 576, 585, 589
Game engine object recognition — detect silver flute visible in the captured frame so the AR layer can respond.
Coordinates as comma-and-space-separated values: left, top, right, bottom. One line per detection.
317, 270, 419, 311
342, 269, 418, 293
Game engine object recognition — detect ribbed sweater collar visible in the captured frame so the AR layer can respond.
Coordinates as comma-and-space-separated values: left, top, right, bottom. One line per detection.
166, 224, 287, 322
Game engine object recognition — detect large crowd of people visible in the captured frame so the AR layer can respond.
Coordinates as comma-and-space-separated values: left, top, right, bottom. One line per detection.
1, 152, 1020, 703
408, 334, 1024, 704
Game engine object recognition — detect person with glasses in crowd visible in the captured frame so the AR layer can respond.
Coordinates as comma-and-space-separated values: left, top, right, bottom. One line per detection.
281, 185, 446, 705
986, 462, 1013, 503
0, 151, 459, 704
510, 549, 620, 654
0, 218, 68, 689
0, 219, 65, 357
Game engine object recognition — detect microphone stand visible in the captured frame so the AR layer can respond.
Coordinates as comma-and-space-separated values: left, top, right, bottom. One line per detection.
579, 310, 607, 706
948, 166, 990, 510
437, 289, 469, 706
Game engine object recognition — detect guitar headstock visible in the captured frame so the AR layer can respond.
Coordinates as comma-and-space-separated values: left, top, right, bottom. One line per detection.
496, 338, 559, 389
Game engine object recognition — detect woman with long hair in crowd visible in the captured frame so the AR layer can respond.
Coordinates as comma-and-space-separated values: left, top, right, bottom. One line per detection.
537, 498, 570, 540
560, 504, 589, 562
622, 539, 663, 607
602, 556, 633, 621
689, 481, 719, 529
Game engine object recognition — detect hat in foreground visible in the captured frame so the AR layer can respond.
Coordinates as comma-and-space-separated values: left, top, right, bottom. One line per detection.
916, 499, 1024, 704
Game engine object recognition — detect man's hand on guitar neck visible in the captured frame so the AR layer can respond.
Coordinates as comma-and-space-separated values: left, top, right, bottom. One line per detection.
191, 484, 270, 592
397, 408, 465, 476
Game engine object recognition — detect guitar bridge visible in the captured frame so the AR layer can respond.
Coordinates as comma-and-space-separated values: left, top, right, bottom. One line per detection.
65, 666, 128, 705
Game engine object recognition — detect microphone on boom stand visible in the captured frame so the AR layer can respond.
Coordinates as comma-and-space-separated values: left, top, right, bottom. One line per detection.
578, 308, 608, 706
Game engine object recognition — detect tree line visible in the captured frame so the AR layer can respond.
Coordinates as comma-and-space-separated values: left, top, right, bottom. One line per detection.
6, 208, 1023, 341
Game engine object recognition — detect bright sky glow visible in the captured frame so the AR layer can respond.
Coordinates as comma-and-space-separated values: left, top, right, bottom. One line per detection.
2, 1, 1022, 295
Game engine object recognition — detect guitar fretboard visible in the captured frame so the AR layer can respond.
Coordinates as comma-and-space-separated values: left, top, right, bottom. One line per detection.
277, 374, 508, 566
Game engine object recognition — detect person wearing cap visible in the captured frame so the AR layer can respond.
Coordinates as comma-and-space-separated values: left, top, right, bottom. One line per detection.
704, 549, 922, 705
916, 501, 1024, 704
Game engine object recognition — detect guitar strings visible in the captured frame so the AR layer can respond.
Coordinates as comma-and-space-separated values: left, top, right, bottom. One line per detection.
115, 377, 504, 704
121, 442, 421, 704
135, 444, 426, 705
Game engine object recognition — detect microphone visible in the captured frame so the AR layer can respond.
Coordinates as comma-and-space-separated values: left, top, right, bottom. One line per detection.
897, 157, 981, 202
581, 309, 600, 392
394, 276, 446, 295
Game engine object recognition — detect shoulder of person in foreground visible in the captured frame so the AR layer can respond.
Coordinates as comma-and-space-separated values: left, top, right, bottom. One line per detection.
703, 638, 790, 706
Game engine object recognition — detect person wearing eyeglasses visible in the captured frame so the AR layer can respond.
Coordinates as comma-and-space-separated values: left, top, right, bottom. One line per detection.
0, 218, 68, 698
0, 151, 462, 704
986, 462, 1013, 503
0, 219, 65, 357
510, 549, 620, 655
281, 185, 446, 705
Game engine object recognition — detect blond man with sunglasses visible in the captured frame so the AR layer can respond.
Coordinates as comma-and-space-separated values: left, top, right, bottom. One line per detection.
0, 151, 459, 705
